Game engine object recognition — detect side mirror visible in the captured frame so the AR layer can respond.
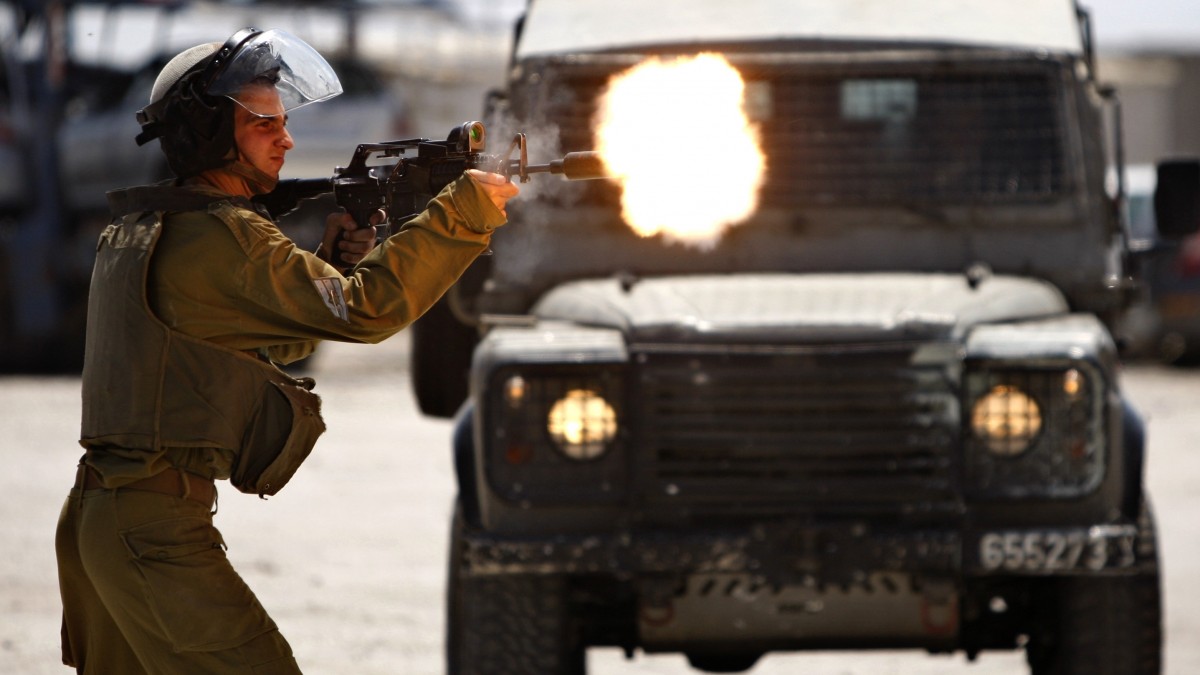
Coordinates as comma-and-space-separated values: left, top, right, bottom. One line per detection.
1154, 159, 1200, 238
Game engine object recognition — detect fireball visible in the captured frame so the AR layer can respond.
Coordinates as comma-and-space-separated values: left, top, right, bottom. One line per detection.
594, 53, 765, 249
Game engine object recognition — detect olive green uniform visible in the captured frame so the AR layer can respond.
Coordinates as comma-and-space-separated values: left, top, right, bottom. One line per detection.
57, 175, 503, 673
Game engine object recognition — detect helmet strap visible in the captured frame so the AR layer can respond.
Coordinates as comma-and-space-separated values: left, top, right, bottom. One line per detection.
225, 159, 278, 196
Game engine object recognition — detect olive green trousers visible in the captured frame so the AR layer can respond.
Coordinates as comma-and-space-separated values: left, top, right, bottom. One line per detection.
56, 486, 301, 674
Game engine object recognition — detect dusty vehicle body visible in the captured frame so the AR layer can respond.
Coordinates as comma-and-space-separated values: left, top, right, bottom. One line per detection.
423, 1, 1198, 672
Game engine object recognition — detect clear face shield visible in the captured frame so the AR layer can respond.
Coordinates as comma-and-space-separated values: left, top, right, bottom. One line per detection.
206, 29, 343, 116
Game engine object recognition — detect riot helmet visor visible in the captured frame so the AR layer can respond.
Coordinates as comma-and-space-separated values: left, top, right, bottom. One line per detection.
206, 29, 342, 115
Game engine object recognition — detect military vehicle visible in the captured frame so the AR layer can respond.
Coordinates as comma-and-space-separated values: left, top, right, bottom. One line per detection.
414, 1, 1200, 672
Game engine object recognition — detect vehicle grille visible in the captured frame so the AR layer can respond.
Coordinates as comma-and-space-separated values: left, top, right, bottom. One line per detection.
630, 344, 960, 516
519, 53, 1067, 206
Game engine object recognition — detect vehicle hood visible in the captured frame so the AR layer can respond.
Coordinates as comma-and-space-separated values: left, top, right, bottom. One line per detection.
531, 272, 1069, 342
516, 0, 1083, 59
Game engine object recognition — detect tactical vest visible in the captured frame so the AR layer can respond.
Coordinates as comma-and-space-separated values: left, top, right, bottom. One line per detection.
80, 185, 325, 497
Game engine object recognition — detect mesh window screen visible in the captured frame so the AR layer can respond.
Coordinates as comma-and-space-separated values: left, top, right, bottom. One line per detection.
536, 57, 1068, 207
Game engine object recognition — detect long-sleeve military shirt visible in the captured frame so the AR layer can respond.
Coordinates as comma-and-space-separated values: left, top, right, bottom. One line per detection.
89, 174, 504, 482
150, 175, 502, 361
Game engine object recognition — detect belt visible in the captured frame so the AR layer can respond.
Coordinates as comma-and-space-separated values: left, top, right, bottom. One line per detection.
75, 465, 216, 508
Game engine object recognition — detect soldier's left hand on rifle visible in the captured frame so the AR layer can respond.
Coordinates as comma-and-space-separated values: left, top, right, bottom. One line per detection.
466, 168, 521, 218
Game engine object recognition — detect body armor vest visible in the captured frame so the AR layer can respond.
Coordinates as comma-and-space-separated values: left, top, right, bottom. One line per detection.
80, 185, 325, 497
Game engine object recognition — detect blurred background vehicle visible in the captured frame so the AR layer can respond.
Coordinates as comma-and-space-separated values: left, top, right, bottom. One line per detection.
56, 60, 168, 218
1120, 163, 1200, 363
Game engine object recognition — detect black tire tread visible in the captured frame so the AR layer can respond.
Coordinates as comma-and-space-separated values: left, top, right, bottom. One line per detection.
1027, 500, 1162, 675
446, 508, 584, 675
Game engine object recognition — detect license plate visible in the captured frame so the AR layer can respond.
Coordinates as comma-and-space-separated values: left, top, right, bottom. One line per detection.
976, 526, 1137, 573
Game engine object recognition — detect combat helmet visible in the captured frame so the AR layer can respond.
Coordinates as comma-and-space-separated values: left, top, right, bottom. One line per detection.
135, 28, 343, 178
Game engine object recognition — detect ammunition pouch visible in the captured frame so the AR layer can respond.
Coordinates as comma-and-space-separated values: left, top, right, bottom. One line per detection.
232, 374, 326, 498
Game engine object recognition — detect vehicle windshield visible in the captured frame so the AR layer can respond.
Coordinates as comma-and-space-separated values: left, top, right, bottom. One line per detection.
492, 52, 1095, 301
536, 55, 1068, 207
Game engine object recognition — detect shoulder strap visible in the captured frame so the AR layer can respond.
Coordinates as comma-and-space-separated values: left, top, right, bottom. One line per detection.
106, 184, 258, 218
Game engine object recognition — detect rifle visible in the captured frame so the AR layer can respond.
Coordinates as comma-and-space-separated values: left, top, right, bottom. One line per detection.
253, 121, 608, 268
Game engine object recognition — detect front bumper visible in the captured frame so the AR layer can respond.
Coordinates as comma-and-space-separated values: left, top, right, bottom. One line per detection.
461, 520, 1148, 581
460, 519, 1150, 651
464, 523, 958, 582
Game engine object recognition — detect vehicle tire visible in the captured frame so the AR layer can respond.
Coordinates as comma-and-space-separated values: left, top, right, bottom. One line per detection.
446, 505, 585, 675
411, 292, 477, 418
412, 248, 493, 419
1025, 501, 1162, 675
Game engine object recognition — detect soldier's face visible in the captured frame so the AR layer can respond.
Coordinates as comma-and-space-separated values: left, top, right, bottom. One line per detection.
232, 83, 294, 180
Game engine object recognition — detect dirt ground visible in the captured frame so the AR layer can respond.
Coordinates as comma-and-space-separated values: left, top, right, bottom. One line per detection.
3, 336, 1198, 674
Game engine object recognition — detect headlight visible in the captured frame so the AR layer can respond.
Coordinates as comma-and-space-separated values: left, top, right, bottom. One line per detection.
547, 389, 618, 460
970, 384, 1042, 456
964, 365, 1106, 498
484, 366, 627, 505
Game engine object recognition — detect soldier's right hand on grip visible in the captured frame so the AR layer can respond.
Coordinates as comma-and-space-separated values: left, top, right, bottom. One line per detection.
320, 208, 384, 272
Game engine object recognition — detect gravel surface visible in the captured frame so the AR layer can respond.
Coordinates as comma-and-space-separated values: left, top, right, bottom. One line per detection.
3, 336, 1197, 674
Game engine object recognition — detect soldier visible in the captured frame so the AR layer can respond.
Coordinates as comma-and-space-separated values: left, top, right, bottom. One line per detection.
54, 28, 517, 673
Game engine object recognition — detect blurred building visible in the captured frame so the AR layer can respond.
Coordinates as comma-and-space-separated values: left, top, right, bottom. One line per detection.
1100, 51, 1200, 165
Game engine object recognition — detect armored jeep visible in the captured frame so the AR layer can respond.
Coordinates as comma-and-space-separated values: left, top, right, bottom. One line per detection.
413, 1, 1200, 673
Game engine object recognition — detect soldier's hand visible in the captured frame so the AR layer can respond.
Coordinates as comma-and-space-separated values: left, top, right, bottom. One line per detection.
319, 208, 384, 269
466, 169, 520, 219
